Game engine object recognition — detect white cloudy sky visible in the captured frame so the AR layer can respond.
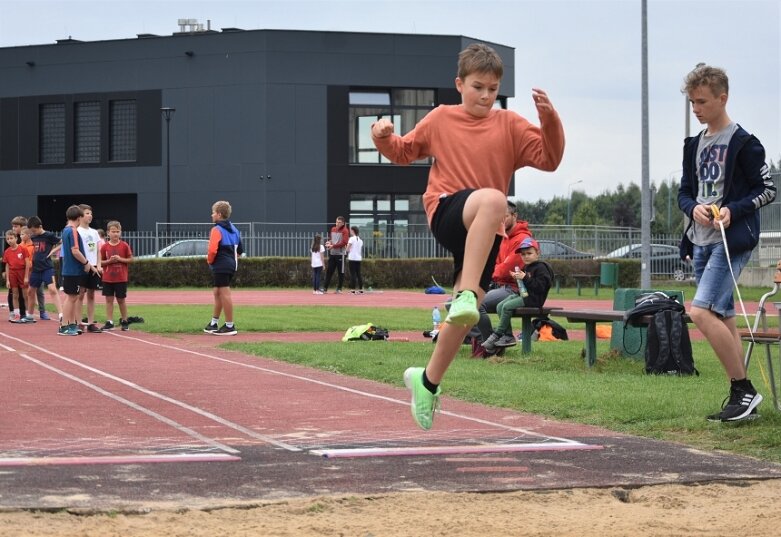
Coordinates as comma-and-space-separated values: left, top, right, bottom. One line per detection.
1, 0, 778, 202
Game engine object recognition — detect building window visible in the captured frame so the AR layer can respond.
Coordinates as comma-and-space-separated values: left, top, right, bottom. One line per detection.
74, 101, 101, 163
349, 193, 431, 257
348, 89, 435, 165
109, 99, 136, 161
39, 103, 65, 164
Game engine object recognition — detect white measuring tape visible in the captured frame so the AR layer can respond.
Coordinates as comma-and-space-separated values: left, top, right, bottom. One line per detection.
711, 204, 754, 344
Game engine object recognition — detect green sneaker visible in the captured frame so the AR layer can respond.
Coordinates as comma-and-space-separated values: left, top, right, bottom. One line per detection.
403, 367, 440, 430
445, 290, 479, 326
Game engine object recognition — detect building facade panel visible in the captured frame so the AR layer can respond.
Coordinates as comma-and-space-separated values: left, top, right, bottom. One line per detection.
0, 29, 514, 231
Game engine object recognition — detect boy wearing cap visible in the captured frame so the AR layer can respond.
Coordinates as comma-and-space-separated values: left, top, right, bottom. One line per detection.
482, 237, 554, 353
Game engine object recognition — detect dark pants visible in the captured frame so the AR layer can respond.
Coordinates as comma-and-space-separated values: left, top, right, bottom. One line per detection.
312, 266, 322, 291
469, 285, 516, 341
348, 260, 363, 290
323, 254, 344, 291
8, 288, 25, 314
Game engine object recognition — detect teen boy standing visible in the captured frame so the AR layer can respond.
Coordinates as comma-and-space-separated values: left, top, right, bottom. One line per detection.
204, 200, 243, 336
27, 216, 63, 324
678, 64, 775, 422
372, 43, 564, 430
77, 204, 104, 333
60, 205, 97, 336
100, 220, 133, 331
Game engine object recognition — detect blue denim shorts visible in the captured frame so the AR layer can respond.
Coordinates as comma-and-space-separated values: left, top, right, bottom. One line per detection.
691, 242, 752, 318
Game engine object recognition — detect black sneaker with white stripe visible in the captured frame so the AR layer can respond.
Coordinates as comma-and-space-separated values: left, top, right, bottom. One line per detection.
213, 324, 237, 336
707, 382, 763, 422
203, 321, 219, 334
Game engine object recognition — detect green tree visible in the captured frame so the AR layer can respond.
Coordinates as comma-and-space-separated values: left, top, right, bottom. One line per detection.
572, 201, 600, 226
611, 183, 641, 227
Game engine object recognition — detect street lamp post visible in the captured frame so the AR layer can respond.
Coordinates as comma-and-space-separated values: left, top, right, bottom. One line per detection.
160, 107, 176, 230
567, 179, 583, 226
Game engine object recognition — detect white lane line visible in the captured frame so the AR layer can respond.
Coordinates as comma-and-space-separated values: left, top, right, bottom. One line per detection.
0, 453, 240, 467
16, 352, 239, 455
312, 442, 604, 459
108, 333, 584, 445
0, 332, 301, 453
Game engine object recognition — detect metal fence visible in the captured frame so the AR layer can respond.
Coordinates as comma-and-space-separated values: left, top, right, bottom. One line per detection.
118, 202, 781, 277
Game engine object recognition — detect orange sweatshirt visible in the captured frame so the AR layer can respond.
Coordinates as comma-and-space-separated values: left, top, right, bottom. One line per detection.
372, 104, 565, 231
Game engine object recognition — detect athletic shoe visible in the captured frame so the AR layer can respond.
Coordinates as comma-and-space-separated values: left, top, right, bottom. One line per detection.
445, 290, 479, 326
403, 367, 440, 430
494, 334, 518, 348
203, 322, 219, 334
213, 324, 237, 336
81, 317, 89, 325
57, 326, 70, 336
8, 313, 19, 323
335, 289, 342, 294
102, 320, 115, 331
707, 385, 763, 422
120, 319, 129, 331
471, 338, 492, 358
68, 324, 81, 336
39, 311, 51, 321
21, 315, 36, 324
86, 323, 103, 333
481, 333, 501, 353
314, 290, 324, 295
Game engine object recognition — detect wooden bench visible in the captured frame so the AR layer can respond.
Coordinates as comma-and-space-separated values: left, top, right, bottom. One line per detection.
550, 308, 692, 368
571, 274, 600, 296
510, 306, 563, 354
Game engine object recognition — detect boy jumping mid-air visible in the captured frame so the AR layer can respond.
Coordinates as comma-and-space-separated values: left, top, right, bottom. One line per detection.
372, 43, 565, 429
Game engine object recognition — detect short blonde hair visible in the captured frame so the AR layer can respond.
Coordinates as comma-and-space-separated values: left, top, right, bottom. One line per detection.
457, 43, 504, 81
682, 64, 729, 96
212, 200, 232, 219
106, 220, 122, 231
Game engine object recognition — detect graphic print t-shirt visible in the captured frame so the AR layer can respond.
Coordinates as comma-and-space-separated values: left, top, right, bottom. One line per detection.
690, 122, 738, 246
100, 240, 133, 283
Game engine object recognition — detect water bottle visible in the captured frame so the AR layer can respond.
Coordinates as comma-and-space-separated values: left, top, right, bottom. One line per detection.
515, 266, 529, 298
432, 306, 441, 330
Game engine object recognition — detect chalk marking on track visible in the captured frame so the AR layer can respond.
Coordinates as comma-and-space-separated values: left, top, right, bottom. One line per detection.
0, 333, 302, 453
107, 333, 588, 446
15, 352, 239, 455
311, 443, 603, 459
0, 453, 240, 467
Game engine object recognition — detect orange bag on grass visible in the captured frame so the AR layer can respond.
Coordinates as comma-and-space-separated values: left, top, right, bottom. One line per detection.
538, 325, 557, 341
596, 325, 612, 339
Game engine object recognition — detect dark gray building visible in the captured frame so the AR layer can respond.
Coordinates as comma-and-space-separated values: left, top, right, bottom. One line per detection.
0, 29, 515, 232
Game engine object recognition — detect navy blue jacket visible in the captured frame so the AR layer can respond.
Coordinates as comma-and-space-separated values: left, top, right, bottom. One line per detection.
207, 220, 243, 274
678, 125, 775, 255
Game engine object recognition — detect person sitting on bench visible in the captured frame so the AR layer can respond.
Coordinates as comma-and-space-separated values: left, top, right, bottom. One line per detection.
482, 238, 554, 353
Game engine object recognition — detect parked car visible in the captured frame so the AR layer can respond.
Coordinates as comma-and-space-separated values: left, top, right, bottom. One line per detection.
138, 239, 209, 259
603, 243, 692, 281
536, 239, 593, 260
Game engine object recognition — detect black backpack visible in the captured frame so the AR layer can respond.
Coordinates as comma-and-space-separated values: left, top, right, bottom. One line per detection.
532, 317, 569, 340
622, 292, 697, 376
644, 309, 698, 376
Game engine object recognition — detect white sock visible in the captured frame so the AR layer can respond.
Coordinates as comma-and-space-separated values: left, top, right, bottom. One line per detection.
211, 317, 220, 325
226, 322, 234, 328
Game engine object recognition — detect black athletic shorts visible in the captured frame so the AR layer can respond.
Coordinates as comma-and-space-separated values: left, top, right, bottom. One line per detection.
212, 272, 234, 288
102, 282, 128, 299
61, 275, 81, 296
79, 271, 102, 290
430, 189, 502, 293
